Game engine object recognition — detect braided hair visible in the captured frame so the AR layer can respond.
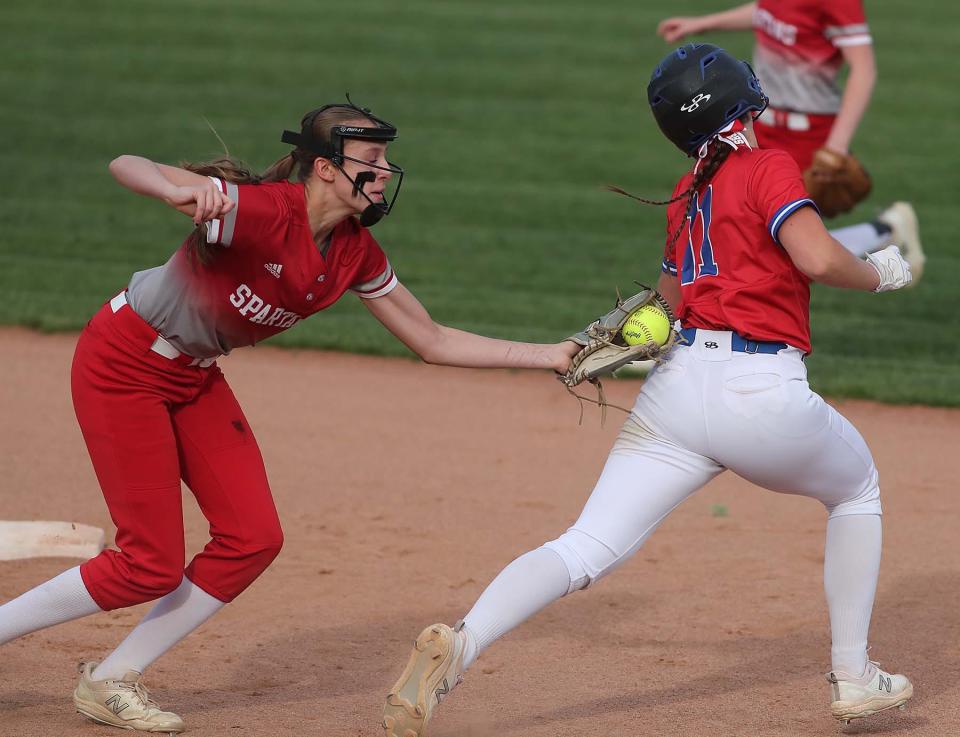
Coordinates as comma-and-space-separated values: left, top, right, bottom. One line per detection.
609, 140, 735, 251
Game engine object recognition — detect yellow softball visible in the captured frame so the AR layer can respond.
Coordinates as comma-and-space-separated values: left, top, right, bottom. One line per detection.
621, 304, 671, 347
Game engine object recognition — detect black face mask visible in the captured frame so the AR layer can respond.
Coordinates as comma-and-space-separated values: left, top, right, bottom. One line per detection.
335, 150, 404, 227
281, 100, 405, 227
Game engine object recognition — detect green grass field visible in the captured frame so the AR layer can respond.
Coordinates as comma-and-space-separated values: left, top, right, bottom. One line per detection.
1, 0, 957, 404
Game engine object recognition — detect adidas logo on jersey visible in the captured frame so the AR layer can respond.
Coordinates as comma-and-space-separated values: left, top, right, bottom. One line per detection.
264, 263, 283, 278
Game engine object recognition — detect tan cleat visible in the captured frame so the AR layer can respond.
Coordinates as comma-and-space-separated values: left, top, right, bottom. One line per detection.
74, 661, 185, 733
828, 661, 913, 725
383, 623, 466, 737
877, 202, 925, 285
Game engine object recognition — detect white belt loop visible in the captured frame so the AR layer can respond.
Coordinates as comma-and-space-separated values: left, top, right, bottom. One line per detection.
786, 111, 810, 131
109, 292, 128, 313
149, 335, 217, 367
759, 106, 811, 131
149, 335, 182, 360
110, 291, 217, 368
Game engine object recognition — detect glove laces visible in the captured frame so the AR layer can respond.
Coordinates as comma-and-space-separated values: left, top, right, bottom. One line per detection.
561, 377, 633, 427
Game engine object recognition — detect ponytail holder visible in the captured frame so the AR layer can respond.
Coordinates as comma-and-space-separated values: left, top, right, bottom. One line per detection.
696, 119, 752, 159
715, 119, 751, 152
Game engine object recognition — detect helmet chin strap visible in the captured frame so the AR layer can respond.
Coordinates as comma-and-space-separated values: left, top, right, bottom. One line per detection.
359, 204, 384, 227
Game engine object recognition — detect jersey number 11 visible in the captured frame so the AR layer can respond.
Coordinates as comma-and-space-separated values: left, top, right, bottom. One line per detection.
680, 185, 719, 285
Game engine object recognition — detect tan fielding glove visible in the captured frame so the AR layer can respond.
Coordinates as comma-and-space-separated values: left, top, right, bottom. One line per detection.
802, 148, 872, 219
560, 285, 677, 422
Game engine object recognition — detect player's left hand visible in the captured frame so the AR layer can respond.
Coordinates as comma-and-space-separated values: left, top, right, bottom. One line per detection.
553, 340, 580, 374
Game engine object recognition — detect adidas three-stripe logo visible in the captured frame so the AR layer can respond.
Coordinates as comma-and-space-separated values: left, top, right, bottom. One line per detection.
264, 263, 283, 278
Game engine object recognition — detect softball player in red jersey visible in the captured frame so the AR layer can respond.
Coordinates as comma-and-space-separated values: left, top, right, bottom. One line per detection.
657, 1, 925, 280
383, 46, 913, 737
0, 100, 577, 733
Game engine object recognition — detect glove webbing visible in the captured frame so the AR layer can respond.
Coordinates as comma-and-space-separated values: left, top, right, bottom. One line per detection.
562, 288, 678, 426
650, 292, 677, 327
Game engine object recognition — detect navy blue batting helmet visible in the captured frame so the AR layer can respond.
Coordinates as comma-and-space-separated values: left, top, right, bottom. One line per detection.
648, 44, 768, 156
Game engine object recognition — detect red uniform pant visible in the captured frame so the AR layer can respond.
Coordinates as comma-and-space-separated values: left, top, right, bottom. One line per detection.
72, 299, 283, 611
753, 109, 835, 172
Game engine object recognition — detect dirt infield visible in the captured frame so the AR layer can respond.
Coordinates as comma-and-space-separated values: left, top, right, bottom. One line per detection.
2, 327, 958, 737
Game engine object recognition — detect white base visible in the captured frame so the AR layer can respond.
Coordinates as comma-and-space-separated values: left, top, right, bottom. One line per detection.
0, 521, 106, 561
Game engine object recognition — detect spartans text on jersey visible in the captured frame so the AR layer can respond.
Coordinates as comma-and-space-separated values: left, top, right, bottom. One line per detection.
229, 284, 302, 328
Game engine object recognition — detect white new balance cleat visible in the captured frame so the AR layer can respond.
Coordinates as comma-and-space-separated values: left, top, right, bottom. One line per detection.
827, 661, 913, 725
383, 622, 466, 737
74, 661, 185, 733
877, 202, 925, 285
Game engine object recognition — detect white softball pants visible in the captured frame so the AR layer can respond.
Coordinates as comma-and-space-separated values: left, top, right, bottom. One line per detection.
545, 330, 880, 587
462, 330, 882, 675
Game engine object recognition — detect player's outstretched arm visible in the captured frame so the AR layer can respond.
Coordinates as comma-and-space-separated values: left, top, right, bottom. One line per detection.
778, 207, 910, 291
363, 283, 576, 372
823, 44, 877, 154
108, 155, 234, 224
657, 3, 756, 43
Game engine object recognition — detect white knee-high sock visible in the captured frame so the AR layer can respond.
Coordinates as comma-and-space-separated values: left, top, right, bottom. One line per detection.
830, 223, 890, 258
823, 514, 882, 676
460, 546, 571, 670
93, 578, 224, 680
0, 566, 102, 644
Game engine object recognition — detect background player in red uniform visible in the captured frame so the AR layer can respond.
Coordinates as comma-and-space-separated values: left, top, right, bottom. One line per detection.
657, 1, 925, 281
382, 46, 913, 737
0, 100, 578, 733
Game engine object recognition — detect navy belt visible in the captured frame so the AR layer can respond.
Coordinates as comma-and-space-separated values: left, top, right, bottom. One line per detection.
679, 327, 787, 355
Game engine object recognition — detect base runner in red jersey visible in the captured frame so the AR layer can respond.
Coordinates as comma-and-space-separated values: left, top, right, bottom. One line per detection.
0, 99, 579, 733
382, 46, 913, 737
656, 1, 925, 282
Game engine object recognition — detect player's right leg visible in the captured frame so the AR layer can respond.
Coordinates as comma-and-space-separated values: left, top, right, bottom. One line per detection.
706, 348, 912, 722
69, 312, 192, 614
383, 412, 722, 737
0, 307, 188, 651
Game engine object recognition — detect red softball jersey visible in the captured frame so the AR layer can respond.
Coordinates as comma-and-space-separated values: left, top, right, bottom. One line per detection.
752, 0, 871, 114
661, 146, 817, 353
126, 178, 397, 358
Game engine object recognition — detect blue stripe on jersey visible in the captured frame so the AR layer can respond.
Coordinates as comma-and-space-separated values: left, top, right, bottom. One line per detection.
662, 259, 678, 275
769, 198, 818, 245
